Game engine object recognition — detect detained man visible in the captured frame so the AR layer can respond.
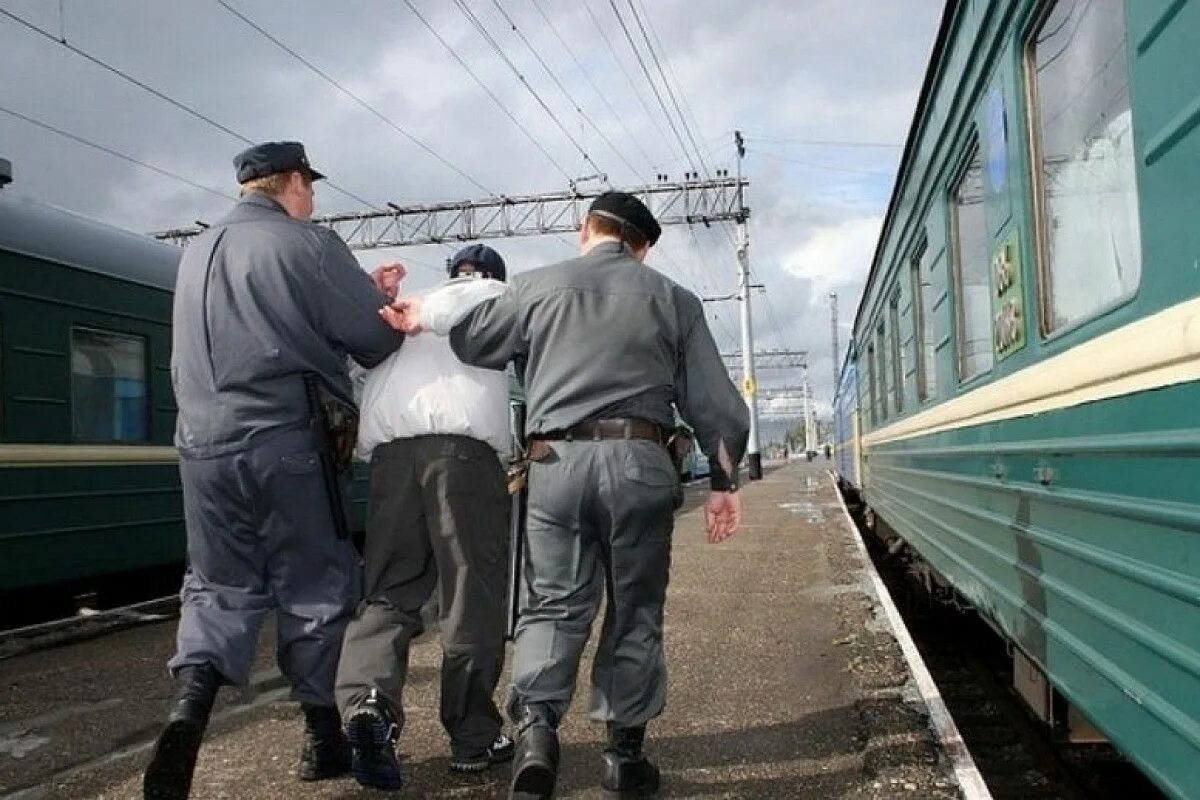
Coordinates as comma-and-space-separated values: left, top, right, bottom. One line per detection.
335, 244, 516, 791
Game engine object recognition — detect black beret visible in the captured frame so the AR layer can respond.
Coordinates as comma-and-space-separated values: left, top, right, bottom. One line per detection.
449, 243, 507, 281
587, 191, 661, 246
233, 141, 325, 183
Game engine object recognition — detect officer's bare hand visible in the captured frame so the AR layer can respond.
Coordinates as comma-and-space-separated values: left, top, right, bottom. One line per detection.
704, 491, 741, 543
372, 262, 406, 300
378, 297, 424, 334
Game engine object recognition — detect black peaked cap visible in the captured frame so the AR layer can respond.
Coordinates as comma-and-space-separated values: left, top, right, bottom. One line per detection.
234, 141, 325, 183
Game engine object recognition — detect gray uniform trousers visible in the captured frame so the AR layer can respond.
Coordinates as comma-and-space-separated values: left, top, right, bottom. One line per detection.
508, 439, 677, 728
169, 427, 361, 707
335, 434, 510, 757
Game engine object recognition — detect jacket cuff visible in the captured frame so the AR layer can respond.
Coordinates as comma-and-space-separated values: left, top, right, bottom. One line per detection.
708, 460, 739, 492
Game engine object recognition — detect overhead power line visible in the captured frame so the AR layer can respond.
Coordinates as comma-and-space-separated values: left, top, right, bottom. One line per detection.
488, 0, 645, 183
398, 0, 574, 182
744, 135, 902, 149
527, 0, 660, 176
581, 3, 683, 165
0, 6, 377, 209
751, 149, 894, 177
0, 104, 234, 202
624, 0, 713, 179
214, 0, 498, 198
614, 3, 741, 257
450, 0, 607, 180
607, 0, 696, 173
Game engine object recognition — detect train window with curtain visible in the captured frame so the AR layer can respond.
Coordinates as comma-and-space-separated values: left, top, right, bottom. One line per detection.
910, 241, 937, 401
888, 291, 904, 413
950, 146, 992, 381
875, 324, 888, 421
71, 328, 148, 442
1026, 0, 1141, 332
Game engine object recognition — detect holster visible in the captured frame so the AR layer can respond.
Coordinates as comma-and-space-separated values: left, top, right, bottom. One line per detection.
666, 427, 695, 477
506, 439, 553, 494
303, 375, 359, 540
666, 428, 695, 510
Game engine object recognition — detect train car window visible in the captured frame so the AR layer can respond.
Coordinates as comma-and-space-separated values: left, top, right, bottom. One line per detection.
70, 327, 149, 442
875, 324, 888, 421
1026, 0, 1141, 333
867, 342, 878, 427
888, 291, 904, 413
950, 146, 992, 381
910, 241, 937, 401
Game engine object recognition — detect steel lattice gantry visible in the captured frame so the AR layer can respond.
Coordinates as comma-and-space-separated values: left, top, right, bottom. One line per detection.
719, 350, 807, 369
151, 177, 747, 249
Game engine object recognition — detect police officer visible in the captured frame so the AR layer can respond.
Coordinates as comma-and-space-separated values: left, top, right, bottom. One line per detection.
387, 192, 749, 799
144, 142, 404, 800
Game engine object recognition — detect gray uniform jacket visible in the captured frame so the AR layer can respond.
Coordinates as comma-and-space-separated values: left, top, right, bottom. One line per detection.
449, 241, 750, 489
171, 193, 402, 457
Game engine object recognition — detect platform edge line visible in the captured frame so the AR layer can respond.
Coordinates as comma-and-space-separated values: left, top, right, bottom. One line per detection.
828, 470, 994, 800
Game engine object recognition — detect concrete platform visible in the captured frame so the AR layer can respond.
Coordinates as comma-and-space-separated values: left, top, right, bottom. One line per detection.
0, 461, 966, 799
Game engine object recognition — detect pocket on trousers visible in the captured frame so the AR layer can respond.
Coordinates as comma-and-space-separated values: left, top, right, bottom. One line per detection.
279, 451, 320, 474
623, 449, 678, 488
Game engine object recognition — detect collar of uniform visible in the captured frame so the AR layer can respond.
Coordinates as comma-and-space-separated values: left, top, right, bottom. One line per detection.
588, 240, 626, 256
239, 191, 288, 215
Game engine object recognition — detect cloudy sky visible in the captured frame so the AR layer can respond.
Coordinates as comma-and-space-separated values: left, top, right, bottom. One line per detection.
0, 0, 942, 435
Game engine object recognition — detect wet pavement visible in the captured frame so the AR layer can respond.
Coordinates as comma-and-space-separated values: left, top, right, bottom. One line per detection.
0, 461, 962, 799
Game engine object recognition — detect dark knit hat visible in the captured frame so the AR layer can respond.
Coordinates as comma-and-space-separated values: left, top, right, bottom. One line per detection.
448, 243, 507, 281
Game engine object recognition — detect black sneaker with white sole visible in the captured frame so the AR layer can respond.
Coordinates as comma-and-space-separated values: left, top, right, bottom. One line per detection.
345, 690, 403, 792
448, 733, 516, 773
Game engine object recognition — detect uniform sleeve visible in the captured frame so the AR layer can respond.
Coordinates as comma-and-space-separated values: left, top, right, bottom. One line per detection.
314, 231, 404, 369
673, 291, 750, 491
448, 285, 524, 371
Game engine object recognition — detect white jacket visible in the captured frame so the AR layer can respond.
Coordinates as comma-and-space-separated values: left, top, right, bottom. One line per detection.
356, 278, 511, 460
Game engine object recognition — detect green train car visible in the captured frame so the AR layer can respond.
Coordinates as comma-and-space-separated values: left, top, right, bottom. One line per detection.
0, 190, 184, 597
0, 187, 377, 613
834, 1, 1200, 797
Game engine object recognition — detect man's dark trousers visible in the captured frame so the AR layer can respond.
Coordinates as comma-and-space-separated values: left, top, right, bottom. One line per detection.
335, 434, 510, 758
507, 439, 677, 727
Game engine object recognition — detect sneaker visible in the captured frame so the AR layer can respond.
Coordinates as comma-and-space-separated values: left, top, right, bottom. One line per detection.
448, 733, 516, 773
345, 690, 403, 791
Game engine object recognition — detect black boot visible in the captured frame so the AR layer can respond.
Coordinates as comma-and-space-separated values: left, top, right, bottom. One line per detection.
600, 724, 660, 799
509, 705, 560, 800
297, 704, 351, 781
143, 663, 222, 800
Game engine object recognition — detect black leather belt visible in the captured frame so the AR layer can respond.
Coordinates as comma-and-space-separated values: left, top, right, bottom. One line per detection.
535, 418, 665, 444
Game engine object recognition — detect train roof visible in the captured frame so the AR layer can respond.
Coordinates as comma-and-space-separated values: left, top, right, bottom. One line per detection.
0, 190, 180, 291
853, 0, 960, 332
